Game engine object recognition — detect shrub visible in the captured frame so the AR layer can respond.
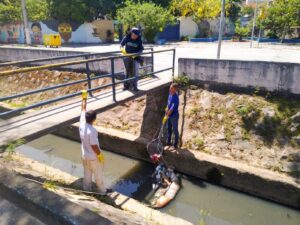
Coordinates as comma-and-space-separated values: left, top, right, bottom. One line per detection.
173, 74, 190, 90
194, 138, 204, 150
235, 24, 249, 37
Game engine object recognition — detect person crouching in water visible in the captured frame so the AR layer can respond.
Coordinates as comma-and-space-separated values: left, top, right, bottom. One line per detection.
79, 90, 110, 194
120, 27, 144, 91
151, 155, 180, 208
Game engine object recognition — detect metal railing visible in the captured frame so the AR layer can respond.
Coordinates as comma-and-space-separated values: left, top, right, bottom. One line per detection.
0, 48, 154, 68
0, 48, 175, 117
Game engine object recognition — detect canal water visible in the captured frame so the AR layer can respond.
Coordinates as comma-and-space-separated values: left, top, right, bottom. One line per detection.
17, 134, 300, 225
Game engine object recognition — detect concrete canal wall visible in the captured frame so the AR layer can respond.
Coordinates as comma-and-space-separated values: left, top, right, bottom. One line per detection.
55, 124, 300, 209
0, 155, 191, 225
179, 58, 300, 95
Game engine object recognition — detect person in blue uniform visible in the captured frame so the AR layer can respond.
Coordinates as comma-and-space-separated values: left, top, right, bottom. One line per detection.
163, 83, 179, 148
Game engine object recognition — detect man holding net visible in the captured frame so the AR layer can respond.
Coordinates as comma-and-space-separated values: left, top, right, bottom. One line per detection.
163, 83, 180, 149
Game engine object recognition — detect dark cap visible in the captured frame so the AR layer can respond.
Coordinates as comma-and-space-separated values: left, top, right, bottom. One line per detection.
131, 27, 141, 36
85, 110, 97, 123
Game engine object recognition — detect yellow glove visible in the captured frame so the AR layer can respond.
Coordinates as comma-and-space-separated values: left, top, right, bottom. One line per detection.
121, 47, 127, 55
162, 115, 168, 124
97, 153, 105, 163
81, 90, 88, 99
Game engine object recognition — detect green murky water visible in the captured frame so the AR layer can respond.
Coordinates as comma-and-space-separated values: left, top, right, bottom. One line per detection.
17, 134, 300, 225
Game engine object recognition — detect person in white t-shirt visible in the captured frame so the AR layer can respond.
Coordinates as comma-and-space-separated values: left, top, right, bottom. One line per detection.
79, 90, 109, 194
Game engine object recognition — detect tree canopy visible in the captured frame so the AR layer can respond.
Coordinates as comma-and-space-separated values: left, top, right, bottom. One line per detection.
0, 0, 22, 23
27, 0, 49, 21
225, 0, 242, 23
170, 0, 242, 22
0, 0, 49, 23
260, 0, 300, 38
46, 0, 117, 23
46, 0, 172, 22
117, 1, 174, 42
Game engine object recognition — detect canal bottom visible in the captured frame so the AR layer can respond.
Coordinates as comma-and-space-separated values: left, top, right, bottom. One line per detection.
16, 134, 300, 225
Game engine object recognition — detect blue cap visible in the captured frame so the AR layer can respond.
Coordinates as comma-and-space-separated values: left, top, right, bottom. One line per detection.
131, 27, 141, 36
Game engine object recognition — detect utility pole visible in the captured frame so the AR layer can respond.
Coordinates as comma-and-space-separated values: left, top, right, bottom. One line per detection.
21, 0, 31, 45
250, 0, 258, 48
217, 0, 226, 59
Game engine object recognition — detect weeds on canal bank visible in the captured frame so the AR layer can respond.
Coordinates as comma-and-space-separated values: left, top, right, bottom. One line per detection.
43, 180, 58, 190
1, 139, 25, 160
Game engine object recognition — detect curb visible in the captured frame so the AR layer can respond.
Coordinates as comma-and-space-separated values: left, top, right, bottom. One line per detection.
0, 168, 115, 225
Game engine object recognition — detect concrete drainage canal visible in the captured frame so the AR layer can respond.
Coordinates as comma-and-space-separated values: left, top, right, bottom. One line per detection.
14, 133, 300, 225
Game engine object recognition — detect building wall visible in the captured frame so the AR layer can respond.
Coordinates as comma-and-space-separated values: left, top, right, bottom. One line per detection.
179, 16, 235, 38
0, 19, 114, 44
178, 58, 300, 95
157, 23, 180, 41
179, 16, 199, 37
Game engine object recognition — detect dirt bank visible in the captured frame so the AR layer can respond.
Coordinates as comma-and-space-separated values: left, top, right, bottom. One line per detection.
0, 66, 111, 108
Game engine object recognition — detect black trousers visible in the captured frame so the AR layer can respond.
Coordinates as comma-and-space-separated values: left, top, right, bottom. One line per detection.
123, 57, 143, 89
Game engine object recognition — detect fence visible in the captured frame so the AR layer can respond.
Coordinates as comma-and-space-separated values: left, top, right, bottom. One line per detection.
0, 48, 176, 117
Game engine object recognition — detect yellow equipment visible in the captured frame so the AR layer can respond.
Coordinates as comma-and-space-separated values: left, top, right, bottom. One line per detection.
81, 90, 88, 99
97, 153, 105, 163
121, 47, 127, 55
43, 34, 62, 48
121, 47, 137, 58
162, 115, 168, 124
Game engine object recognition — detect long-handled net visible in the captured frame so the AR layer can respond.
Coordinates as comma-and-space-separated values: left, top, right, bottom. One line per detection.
147, 123, 166, 159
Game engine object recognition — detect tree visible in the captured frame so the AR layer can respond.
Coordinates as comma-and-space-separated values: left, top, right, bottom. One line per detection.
225, 0, 242, 23
0, 0, 22, 23
260, 0, 300, 39
234, 20, 250, 39
117, 1, 174, 42
0, 0, 49, 23
148, 0, 171, 8
47, 0, 88, 22
170, 0, 224, 21
27, 0, 49, 21
170, 0, 202, 17
47, 0, 116, 22
240, 4, 254, 16
196, 0, 221, 21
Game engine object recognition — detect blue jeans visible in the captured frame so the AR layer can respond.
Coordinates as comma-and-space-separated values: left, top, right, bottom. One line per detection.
167, 114, 179, 147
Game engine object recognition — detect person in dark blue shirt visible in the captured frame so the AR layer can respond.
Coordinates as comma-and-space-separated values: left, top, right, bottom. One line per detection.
120, 27, 144, 91
163, 83, 179, 148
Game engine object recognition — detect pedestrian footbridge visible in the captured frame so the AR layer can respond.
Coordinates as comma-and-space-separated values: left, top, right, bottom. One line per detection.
0, 49, 175, 146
